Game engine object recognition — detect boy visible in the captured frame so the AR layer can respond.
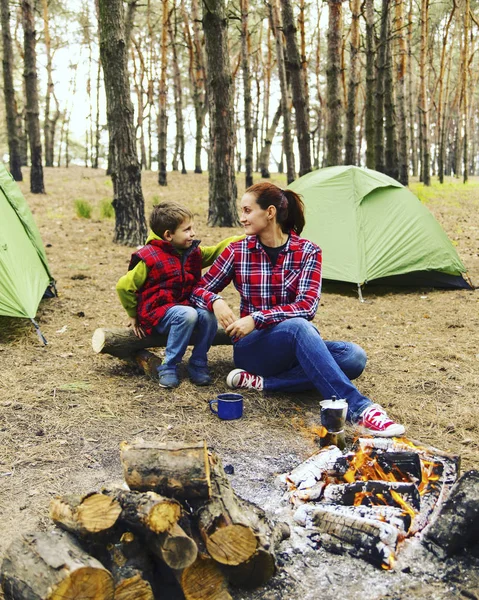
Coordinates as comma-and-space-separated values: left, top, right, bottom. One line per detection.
117, 201, 243, 388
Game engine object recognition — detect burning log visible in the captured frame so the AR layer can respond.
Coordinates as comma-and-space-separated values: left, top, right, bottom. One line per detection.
1, 529, 114, 600
148, 523, 198, 570
322, 480, 421, 511
174, 554, 232, 600
371, 452, 422, 482
197, 451, 290, 581
311, 505, 399, 569
423, 470, 479, 557
120, 440, 211, 500
49, 492, 122, 537
92, 327, 231, 359
285, 446, 343, 491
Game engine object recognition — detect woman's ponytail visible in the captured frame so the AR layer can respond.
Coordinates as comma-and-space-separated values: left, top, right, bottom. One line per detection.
283, 189, 305, 235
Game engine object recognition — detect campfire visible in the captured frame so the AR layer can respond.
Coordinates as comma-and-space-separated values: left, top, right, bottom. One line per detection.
283, 437, 460, 569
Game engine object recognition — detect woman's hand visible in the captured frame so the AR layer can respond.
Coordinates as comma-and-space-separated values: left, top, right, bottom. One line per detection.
226, 316, 255, 339
127, 316, 146, 339
212, 299, 237, 330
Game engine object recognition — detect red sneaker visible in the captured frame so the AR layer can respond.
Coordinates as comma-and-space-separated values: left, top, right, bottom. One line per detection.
358, 404, 405, 437
226, 369, 264, 391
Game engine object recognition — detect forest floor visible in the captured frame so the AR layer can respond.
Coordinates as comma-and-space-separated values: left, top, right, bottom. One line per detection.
1, 166, 479, 599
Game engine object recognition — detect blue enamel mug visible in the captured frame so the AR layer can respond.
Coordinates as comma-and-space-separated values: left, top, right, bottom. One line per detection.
209, 393, 244, 420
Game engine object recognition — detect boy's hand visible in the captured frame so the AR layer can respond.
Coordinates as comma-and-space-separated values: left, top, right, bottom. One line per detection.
127, 316, 146, 339
212, 299, 237, 330
226, 316, 255, 339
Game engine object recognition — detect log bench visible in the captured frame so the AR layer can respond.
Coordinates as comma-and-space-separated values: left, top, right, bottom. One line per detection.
92, 327, 232, 378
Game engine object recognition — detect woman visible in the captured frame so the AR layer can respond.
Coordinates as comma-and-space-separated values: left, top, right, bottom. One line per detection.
191, 182, 405, 437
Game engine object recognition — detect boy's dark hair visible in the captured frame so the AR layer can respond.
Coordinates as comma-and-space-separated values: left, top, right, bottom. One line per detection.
149, 202, 193, 238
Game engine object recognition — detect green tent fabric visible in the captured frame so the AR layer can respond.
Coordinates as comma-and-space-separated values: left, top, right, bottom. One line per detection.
289, 165, 470, 287
0, 165, 53, 319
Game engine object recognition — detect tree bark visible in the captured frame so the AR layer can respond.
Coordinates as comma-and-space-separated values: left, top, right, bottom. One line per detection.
462, 0, 469, 183
281, 0, 311, 176
98, 0, 147, 245
22, 0, 44, 193
1, 0, 22, 181
437, 7, 455, 184
158, 0, 169, 186
419, 0, 430, 185
240, 0, 253, 188
271, 0, 295, 183
326, 0, 343, 166
407, 0, 417, 176
345, 0, 360, 165
394, 0, 408, 185
384, 10, 398, 180
120, 440, 211, 500
258, 103, 282, 178
374, 0, 388, 174
148, 522, 198, 570
169, 7, 187, 174
1, 530, 114, 600
203, 0, 239, 225
49, 492, 122, 537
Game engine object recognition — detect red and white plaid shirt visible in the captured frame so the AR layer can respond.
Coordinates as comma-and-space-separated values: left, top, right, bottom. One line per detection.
191, 232, 322, 329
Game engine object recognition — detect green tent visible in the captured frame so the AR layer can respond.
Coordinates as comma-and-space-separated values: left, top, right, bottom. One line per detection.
0, 164, 54, 322
289, 165, 471, 289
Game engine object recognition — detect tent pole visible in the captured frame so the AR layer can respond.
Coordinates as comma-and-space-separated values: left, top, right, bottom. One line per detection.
31, 319, 48, 345
357, 284, 365, 303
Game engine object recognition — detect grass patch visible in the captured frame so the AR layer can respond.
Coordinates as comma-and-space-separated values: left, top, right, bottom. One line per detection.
74, 198, 92, 218
99, 198, 115, 219
409, 178, 479, 205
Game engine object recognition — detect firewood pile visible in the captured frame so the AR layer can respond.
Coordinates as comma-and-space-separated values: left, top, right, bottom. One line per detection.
283, 436, 468, 569
0, 441, 290, 600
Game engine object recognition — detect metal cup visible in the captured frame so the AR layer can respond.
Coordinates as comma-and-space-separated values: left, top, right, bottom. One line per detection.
319, 396, 347, 450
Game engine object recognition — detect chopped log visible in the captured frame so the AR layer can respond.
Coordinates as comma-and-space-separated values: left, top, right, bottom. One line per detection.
312, 505, 398, 569
120, 440, 211, 500
49, 492, 122, 537
174, 554, 232, 600
423, 470, 479, 557
197, 451, 290, 584
322, 480, 421, 511
374, 451, 423, 481
148, 523, 198, 570
103, 532, 155, 600
104, 488, 182, 534
92, 327, 232, 359
1, 529, 114, 599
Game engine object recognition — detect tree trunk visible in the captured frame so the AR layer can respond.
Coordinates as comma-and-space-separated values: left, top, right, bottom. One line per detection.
419, 0, 430, 185
365, 0, 376, 169
394, 0, 408, 184
203, 0, 239, 225
281, 0, 311, 176
462, 0, 469, 184
384, 12, 398, 180
345, 0, 360, 165
0, 0, 22, 180
326, 0, 343, 166
258, 103, 282, 178
22, 0, 44, 193
98, 0, 147, 245
271, 0, 295, 183
374, 0, 388, 174
1, 530, 114, 600
41, 0, 56, 167
240, 0, 253, 188
169, 8, 187, 174
158, 0, 169, 186
407, 0, 417, 176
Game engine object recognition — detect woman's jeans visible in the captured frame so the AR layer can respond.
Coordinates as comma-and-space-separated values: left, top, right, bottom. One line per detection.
155, 306, 217, 368
233, 318, 371, 423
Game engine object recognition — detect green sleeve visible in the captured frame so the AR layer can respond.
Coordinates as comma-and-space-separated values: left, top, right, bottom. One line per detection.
200, 234, 245, 268
116, 260, 149, 318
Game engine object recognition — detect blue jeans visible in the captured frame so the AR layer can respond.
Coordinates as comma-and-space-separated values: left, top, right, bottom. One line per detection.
232, 318, 371, 423
155, 305, 218, 367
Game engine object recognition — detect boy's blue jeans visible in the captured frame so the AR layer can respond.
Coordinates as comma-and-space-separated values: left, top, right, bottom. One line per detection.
155, 305, 217, 368
232, 318, 371, 423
